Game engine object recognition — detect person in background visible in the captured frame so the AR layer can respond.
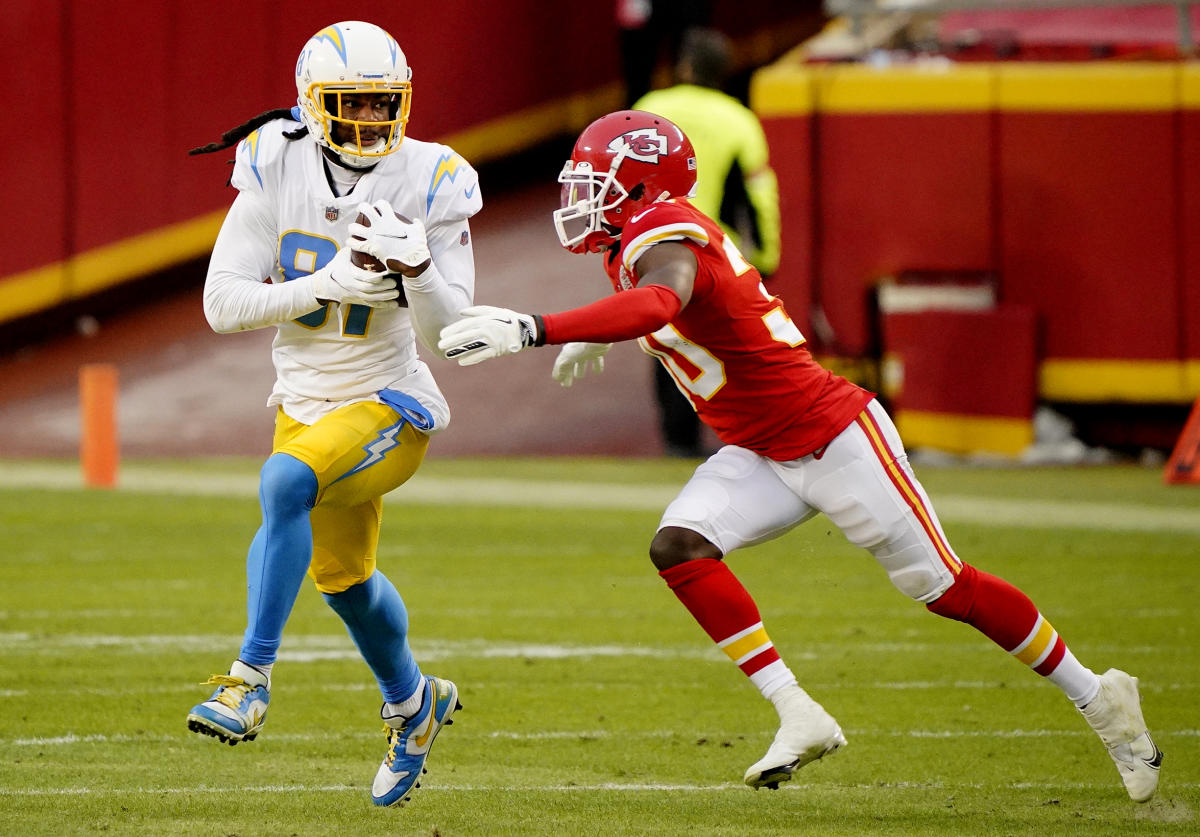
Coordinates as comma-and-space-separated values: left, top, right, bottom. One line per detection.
436, 110, 1162, 804
185, 20, 476, 809
616, 0, 713, 110
635, 27, 781, 457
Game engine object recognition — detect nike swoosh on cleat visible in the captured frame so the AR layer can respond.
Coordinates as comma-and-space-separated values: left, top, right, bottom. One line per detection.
413, 719, 435, 749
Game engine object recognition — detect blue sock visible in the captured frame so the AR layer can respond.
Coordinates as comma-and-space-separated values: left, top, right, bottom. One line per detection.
239, 453, 318, 666
322, 570, 421, 703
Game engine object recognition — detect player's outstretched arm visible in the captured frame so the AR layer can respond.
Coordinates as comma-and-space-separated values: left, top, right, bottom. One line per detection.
437, 241, 697, 367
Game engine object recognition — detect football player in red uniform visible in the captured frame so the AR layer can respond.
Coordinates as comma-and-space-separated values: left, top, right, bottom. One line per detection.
437, 111, 1161, 802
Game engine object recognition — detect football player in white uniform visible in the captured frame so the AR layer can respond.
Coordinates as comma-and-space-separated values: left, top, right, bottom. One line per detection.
185, 21, 475, 808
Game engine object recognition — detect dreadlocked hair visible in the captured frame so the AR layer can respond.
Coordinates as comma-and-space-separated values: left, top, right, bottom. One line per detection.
188, 107, 307, 156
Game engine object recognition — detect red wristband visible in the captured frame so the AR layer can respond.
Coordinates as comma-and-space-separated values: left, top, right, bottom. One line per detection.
541, 284, 682, 344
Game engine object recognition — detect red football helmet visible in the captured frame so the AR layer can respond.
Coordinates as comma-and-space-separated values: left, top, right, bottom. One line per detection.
553, 110, 698, 254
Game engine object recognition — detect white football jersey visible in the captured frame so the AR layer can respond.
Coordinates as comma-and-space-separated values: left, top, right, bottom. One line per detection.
203, 118, 482, 428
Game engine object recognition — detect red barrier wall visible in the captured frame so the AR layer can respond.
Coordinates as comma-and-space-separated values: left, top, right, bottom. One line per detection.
818, 111, 994, 355
0, 0, 816, 323
1183, 74, 1200, 394
881, 305, 1037, 454
8, 3, 69, 296
996, 67, 1179, 369
752, 59, 1200, 407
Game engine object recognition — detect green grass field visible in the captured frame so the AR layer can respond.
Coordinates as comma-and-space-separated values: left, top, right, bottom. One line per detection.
1, 458, 1197, 836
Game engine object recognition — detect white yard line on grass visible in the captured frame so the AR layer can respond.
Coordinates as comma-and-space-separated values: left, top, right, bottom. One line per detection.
8, 727, 1199, 748
2, 780, 1197, 796
3, 461, 1199, 533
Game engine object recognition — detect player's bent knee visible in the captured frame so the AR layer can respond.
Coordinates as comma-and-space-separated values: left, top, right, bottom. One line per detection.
875, 541, 956, 602
313, 571, 371, 596
649, 526, 721, 571
319, 575, 370, 607
259, 452, 318, 513
887, 565, 953, 602
925, 563, 979, 620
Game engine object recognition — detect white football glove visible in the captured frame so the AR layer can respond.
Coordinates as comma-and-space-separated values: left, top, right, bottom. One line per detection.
310, 246, 400, 308
551, 342, 612, 387
437, 305, 542, 366
348, 199, 431, 271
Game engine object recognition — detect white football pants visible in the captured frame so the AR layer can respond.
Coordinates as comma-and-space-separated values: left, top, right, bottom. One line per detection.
658, 399, 963, 603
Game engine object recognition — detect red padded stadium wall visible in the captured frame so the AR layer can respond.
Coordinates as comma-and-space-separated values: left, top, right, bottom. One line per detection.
55, 1, 626, 257
759, 115, 814, 320
996, 110, 1179, 363
882, 306, 1036, 418
1, 0, 815, 322
1183, 79, 1200, 381
754, 61, 1199, 408
7, 4, 69, 276
816, 112, 994, 356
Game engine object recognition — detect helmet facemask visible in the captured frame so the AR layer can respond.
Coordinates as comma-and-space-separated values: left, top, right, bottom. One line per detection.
301, 83, 411, 167
553, 146, 633, 253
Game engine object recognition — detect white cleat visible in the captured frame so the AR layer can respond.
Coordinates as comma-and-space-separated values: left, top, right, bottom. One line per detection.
744, 684, 846, 789
1079, 668, 1163, 803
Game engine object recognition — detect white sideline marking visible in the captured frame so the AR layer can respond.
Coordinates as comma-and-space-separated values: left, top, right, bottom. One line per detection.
2, 780, 1197, 797
2, 461, 1199, 532
0, 632, 721, 663
9, 728, 1198, 747
0, 631, 1169, 667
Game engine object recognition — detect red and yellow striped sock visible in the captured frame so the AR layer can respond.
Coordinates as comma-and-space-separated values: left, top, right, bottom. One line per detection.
927, 563, 1098, 702
659, 559, 794, 696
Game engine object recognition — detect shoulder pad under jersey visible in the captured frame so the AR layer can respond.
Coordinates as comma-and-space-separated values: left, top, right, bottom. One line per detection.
620, 200, 710, 273
403, 138, 482, 225
230, 119, 297, 196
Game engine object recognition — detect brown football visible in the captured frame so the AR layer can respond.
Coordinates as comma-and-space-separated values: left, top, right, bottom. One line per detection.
349, 210, 430, 279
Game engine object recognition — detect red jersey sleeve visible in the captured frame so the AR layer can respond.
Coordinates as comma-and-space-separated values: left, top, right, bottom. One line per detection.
540, 284, 682, 344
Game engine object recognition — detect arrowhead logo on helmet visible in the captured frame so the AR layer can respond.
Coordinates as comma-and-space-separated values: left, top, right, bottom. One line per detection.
610, 129, 669, 163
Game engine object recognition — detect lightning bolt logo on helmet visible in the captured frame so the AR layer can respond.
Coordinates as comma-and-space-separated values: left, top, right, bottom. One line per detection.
309, 26, 349, 65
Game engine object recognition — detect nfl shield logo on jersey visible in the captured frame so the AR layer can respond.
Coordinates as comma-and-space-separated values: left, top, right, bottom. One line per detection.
325, 206, 340, 222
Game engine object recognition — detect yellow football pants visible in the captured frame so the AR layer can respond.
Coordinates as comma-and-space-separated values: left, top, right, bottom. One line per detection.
272, 401, 429, 594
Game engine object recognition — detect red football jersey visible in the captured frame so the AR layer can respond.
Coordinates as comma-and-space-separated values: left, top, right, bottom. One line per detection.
607, 199, 874, 460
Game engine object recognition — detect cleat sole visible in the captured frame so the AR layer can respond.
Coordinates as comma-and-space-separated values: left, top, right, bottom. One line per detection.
752, 766, 795, 789
187, 715, 259, 746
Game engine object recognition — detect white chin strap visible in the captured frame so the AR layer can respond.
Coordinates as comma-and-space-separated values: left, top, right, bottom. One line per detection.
334, 137, 388, 169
